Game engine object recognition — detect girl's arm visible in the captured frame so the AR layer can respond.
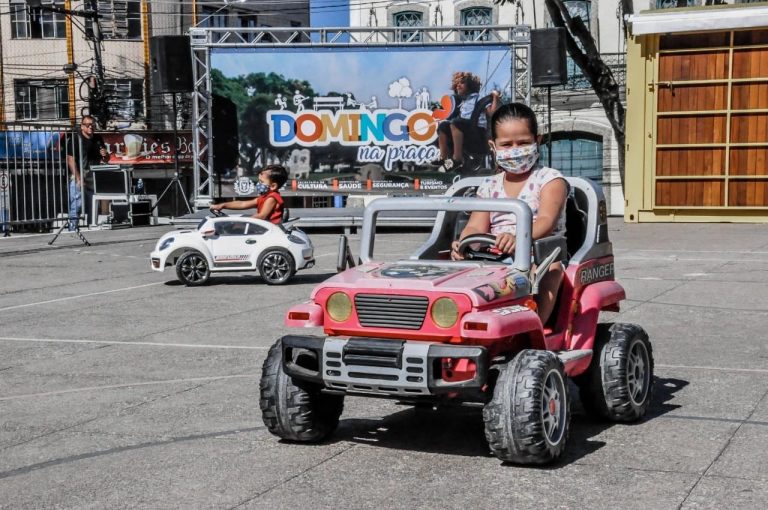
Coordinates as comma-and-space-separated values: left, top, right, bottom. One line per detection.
532, 178, 568, 240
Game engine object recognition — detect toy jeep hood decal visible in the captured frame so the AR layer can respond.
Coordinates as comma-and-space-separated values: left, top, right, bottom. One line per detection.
376, 264, 462, 279
321, 262, 530, 304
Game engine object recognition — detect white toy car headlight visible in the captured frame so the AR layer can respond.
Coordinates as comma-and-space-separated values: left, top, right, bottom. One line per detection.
159, 237, 175, 251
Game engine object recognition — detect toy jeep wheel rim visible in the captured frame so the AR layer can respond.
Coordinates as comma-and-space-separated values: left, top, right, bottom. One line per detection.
627, 339, 651, 406
542, 369, 566, 446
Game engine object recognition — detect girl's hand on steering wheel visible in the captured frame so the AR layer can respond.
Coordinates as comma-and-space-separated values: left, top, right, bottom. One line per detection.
450, 240, 464, 261
495, 233, 516, 254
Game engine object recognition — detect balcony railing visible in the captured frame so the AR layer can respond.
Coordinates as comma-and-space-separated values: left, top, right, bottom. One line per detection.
537, 52, 626, 92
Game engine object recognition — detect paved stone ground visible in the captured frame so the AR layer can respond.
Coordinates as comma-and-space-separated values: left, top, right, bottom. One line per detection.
0, 219, 766, 509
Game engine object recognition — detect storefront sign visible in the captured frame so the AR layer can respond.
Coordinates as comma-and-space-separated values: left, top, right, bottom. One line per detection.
101, 132, 194, 165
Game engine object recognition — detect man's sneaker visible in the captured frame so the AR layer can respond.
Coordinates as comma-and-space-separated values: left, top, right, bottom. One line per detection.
430, 157, 445, 168
438, 158, 463, 173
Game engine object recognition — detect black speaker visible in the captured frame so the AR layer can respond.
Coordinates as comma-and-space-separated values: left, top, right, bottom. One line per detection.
211, 94, 239, 176
150, 36, 193, 94
531, 28, 568, 87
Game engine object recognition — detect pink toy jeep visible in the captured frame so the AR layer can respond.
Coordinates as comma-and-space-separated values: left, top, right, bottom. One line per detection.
260, 177, 653, 465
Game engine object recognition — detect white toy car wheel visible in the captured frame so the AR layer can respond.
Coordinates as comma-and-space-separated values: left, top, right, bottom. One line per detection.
176, 250, 210, 286
258, 248, 295, 285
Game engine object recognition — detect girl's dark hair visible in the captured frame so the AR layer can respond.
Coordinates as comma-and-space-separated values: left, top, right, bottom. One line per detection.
490, 102, 539, 139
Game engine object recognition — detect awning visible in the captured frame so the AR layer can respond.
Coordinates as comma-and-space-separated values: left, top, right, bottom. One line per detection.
627, 5, 768, 36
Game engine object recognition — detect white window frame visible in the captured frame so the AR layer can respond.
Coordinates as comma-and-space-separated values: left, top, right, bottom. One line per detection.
103, 79, 144, 121
99, 0, 143, 40
10, 0, 66, 39
460, 7, 493, 42
14, 80, 70, 120
393, 10, 424, 42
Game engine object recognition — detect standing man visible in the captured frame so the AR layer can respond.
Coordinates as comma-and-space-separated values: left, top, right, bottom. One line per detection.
66, 115, 107, 230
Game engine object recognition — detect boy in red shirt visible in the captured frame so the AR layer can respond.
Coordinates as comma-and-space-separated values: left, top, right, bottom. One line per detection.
209, 165, 287, 224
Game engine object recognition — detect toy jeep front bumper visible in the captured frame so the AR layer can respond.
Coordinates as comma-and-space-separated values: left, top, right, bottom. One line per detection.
280, 335, 488, 396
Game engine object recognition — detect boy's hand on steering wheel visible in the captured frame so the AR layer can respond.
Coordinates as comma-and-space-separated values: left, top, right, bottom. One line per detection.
495, 233, 516, 254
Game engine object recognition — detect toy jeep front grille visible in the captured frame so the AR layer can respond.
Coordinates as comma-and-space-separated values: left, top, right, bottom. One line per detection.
354, 294, 428, 330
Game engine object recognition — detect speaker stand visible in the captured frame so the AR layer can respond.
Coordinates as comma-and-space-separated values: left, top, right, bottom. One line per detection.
49, 218, 91, 247
547, 85, 553, 168
151, 93, 193, 217
152, 172, 192, 217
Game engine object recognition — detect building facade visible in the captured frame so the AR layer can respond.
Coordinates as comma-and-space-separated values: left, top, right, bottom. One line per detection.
345, 0, 760, 214
0, 1, 309, 130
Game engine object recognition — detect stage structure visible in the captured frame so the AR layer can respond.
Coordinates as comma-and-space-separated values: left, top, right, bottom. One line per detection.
188, 26, 532, 208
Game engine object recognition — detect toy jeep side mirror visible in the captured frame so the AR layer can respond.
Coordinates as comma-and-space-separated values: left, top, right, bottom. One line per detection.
201, 228, 216, 238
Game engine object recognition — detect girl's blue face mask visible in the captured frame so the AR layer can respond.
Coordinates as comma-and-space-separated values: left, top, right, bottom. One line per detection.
255, 182, 270, 195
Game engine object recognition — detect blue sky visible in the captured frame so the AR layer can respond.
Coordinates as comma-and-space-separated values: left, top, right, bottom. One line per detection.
310, 0, 349, 28
212, 47, 512, 109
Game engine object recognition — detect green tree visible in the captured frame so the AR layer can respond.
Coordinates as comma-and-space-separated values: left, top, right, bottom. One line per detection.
211, 69, 316, 171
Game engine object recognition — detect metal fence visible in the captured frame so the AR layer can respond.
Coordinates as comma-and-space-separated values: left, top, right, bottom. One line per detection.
0, 123, 77, 235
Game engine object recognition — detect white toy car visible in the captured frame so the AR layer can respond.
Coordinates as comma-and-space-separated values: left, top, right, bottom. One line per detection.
150, 211, 314, 286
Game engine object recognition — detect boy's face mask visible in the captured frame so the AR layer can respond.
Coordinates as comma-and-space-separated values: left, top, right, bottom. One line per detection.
494, 143, 539, 174
255, 182, 270, 195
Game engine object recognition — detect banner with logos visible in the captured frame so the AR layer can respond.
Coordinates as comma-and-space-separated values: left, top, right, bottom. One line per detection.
100, 131, 194, 165
210, 45, 512, 196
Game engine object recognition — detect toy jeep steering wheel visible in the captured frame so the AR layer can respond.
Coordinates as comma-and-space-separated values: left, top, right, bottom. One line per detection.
209, 208, 227, 218
457, 234, 510, 262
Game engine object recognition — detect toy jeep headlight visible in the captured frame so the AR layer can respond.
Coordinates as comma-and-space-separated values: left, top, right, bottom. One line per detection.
431, 297, 459, 328
327, 292, 353, 322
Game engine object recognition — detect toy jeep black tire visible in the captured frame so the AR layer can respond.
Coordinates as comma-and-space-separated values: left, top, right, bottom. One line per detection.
260, 340, 344, 442
575, 323, 654, 422
483, 350, 570, 464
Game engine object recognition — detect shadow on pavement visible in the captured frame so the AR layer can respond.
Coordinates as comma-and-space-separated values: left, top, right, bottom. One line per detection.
162, 272, 336, 286
330, 376, 688, 467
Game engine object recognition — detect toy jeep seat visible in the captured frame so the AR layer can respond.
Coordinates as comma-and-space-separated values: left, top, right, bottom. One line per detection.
411, 176, 609, 263
565, 186, 589, 260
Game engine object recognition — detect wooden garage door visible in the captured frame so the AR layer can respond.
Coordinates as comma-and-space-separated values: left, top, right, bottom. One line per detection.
654, 30, 768, 208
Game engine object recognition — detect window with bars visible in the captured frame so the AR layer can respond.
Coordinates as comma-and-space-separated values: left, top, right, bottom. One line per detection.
14, 80, 70, 120
460, 7, 492, 42
655, 0, 695, 8
540, 133, 604, 184
98, 1, 142, 40
394, 11, 423, 42
102, 79, 144, 121
10, 0, 66, 39
564, 1, 591, 89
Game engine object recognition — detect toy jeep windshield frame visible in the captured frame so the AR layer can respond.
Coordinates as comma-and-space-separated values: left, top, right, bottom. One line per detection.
359, 194, 534, 272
